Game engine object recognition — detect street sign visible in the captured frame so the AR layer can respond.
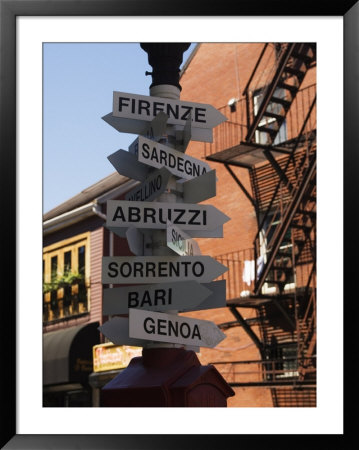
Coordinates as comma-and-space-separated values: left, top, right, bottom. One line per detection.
129, 309, 226, 348
107, 149, 150, 181
112, 91, 227, 129
166, 221, 201, 256
102, 255, 228, 284
102, 113, 214, 143
99, 316, 152, 347
177, 169, 217, 203
103, 280, 212, 315
136, 136, 212, 180
106, 199, 230, 234
191, 280, 227, 311
126, 227, 144, 256
125, 167, 172, 202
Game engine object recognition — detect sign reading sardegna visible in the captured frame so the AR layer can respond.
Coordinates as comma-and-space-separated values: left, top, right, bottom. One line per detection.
100, 85, 230, 351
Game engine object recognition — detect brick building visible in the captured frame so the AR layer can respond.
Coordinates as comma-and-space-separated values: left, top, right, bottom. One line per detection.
43, 42, 316, 407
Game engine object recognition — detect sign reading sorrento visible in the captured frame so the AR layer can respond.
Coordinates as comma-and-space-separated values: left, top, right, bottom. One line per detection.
136, 136, 211, 180
129, 309, 226, 348
112, 91, 227, 129
102, 255, 228, 284
106, 199, 230, 233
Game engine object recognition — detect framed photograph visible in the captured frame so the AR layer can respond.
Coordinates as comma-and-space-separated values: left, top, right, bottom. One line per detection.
1, 1, 356, 448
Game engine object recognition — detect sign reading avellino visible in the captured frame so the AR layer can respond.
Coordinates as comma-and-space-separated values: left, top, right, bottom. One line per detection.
112, 91, 227, 129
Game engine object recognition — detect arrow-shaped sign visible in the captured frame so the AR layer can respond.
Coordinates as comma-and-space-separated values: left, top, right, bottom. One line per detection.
107, 149, 150, 182
191, 280, 227, 311
102, 113, 213, 143
103, 280, 212, 315
99, 316, 151, 347
112, 91, 227, 130
129, 309, 226, 348
102, 255, 228, 284
106, 199, 230, 234
176, 169, 216, 204
136, 136, 211, 180
166, 221, 201, 256
125, 167, 172, 203
125, 226, 144, 256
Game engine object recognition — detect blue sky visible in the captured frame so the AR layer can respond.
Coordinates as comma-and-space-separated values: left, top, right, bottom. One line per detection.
43, 42, 196, 214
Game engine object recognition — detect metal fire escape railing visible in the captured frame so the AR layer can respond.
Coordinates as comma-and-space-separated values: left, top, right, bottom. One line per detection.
205, 43, 316, 396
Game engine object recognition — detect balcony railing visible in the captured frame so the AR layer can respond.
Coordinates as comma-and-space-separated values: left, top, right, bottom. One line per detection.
204, 84, 316, 160
210, 355, 316, 387
43, 281, 89, 323
215, 248, 255, 300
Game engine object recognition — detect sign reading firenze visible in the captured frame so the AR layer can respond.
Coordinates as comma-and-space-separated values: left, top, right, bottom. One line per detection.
112, 91, 227, 129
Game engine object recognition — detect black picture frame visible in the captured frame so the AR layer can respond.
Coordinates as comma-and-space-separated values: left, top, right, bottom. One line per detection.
1, 1, 356, 448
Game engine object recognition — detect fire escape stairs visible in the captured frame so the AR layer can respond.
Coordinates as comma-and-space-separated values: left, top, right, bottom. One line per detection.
254, 156, 316, 296
209, 44, 316, 393
245, 43, 316, 147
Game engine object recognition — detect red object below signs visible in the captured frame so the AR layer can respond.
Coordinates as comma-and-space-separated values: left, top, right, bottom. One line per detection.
101, 347, 235, 407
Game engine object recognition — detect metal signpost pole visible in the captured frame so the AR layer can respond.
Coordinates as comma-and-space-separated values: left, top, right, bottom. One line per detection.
100, 43, 235, 407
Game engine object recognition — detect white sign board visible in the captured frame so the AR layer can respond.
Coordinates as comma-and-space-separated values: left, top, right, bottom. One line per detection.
191, 280, 227, 311
102, 113, 214, 143
99, 316, 152, 347
137, 136, 211, 180
102, 255, 228, 284
107, 149, 150, 182
103, 280, 212, 315
112, 91, 227, 129
125, 167, 172, 202
106, 200, 230, 234
166, 221, 201, 256
129, 309, 226, 348
177, 169, 217, 203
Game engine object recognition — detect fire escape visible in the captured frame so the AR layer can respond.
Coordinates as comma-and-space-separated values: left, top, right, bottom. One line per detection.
206, 43, 316, 406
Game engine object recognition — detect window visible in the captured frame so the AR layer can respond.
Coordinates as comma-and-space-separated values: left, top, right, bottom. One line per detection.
253, 87, 288, 146
43, 233, 90, 323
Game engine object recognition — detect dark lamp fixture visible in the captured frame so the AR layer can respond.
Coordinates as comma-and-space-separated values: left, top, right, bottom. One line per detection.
140, 43, 191, 90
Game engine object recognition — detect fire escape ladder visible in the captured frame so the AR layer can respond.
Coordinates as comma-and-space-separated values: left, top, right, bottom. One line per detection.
244, 43, 315, 146
254, 155, 316, 296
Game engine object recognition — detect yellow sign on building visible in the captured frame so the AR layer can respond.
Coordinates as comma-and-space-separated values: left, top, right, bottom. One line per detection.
93, 343, 142, 373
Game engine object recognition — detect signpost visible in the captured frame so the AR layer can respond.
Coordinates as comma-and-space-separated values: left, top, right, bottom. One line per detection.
102, 255, 228, 284
129, 309, 226, 348
99, 43, 235, 408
